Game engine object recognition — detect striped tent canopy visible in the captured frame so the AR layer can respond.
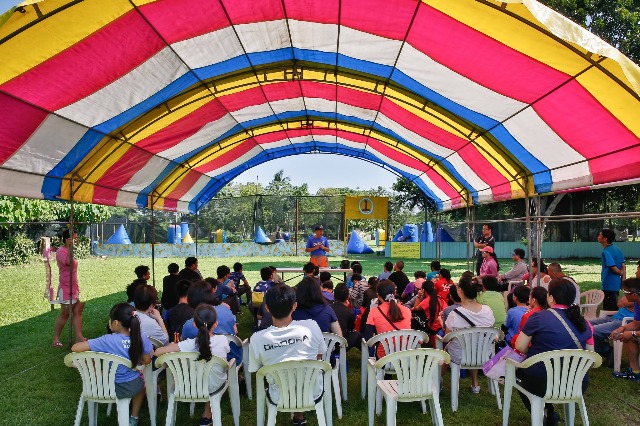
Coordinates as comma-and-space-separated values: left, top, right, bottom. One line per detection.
1, 0, 639, 213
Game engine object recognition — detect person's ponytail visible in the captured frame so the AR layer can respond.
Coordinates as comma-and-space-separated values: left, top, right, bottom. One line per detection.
193, 304, 216, 361
376, 280, 404, 322
128, 315, 143, 366
109, 303, 143, 366
548, 278, 586, 332
566, 304, 587, 332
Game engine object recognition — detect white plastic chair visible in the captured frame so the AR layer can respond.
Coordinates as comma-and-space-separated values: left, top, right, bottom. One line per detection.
155, 352, 240, 426
367, 348, 450, 426
580, 290, 604, 320
613, 317, 635, 372
224, 334, 253, 399
321, 332, 348, 418
64, 351, 132, 426
255, 359, 332, 426
502, 349, 602, 426
435, 327, 503, 412
360, 330, 429, 399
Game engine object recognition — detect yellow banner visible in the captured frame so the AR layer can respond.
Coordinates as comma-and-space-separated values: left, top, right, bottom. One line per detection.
390, 242, 421, 259
344, 196, 388, 220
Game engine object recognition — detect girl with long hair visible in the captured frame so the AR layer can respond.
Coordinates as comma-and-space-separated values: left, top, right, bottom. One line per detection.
52, 229, 86, 346
412, 280, 448, 336
72, 303, 153, 426
155, 304, 230, 426
478, 246, 500, 280
364, 279, 412, 358
292, 277, 342, 335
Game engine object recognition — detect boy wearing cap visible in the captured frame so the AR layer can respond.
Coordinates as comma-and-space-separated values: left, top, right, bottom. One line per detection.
306, 225, 330, 268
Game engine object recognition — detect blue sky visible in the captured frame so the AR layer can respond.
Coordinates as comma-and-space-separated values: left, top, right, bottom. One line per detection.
231, 153, 399, 193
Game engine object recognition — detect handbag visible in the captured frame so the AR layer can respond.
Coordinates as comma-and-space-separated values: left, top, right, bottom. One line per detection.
482, 346, 526, 381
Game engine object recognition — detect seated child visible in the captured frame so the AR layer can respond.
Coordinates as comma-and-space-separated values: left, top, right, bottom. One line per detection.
155, 304, 230, 426
249, 284, 326, 426
72, 303, 153, 426
504, 285, 530, 345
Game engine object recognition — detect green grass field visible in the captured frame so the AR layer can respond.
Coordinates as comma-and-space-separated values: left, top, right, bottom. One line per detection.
0, 254, 638, 425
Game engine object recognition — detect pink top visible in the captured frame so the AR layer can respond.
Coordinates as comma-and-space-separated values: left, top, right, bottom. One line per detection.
57, 246, 79, 300
479, 258, 498, 277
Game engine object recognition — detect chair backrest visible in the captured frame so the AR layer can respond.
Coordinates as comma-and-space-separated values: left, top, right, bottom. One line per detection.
321, 332, 347, 362
224, 334, 243, 347
580, 289, 604, 318
148, 336, 165, 348
155, 352, 229, 399
64, 352, 131, 401
443, 327, 503, 368
581, 289, 604, 306
256, 360, 331, 410
518, 349, 602, 400
374, 348, 450, 400
366, 329, 429, 355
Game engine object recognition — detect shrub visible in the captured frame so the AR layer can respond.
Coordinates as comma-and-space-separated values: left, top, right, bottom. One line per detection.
0, 232, 37, 267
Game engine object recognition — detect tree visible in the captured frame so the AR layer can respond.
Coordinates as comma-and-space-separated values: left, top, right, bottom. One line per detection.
540, 0, 640, 63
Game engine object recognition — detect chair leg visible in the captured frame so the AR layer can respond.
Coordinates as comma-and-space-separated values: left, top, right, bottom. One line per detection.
450, 363, 460, 412
502, 383, 512, 426
74, 397, 84, 426
563, 402, 575, 426
368, 383, 376, 426
420, 400, 426, 414
332, 369, 342, 418
493, 380, 502, 410
361, 349, 368, 399
148, 372, 158, 426
488, 376, 495, 395
578, 397, 590, 426
266, 404, 278, 426
530, 397, 544, 426
190, 401, 195, 417
87, 401, 97, 426
614, 341, 623, 372
116, 398, 132, 426
339, 355, 348, 401
245, 369, 253, 400
211, 394, 223, 426
165, 396, 175, 426
431, 395, 445, 426
385, 395, 397, 426
316, 401, 328, 426
106, 402, 113, 417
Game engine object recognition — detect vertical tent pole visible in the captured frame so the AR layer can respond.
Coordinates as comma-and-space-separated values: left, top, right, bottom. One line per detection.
295, 197, 299, 256
436, 212, 441, 261
465, 203, 471, 271
150, 202, 156, 288
195, 207, 199, 258
525, 189, 533, 285
68, 176, 75, 348
535, 195, 543, 288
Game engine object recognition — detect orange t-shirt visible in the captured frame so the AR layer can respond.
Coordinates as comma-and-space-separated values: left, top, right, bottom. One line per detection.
366, 303, 412, 358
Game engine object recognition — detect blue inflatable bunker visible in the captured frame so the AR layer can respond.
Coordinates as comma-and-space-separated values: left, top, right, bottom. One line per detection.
105, 224, 131, 244
347, 230, 374, 254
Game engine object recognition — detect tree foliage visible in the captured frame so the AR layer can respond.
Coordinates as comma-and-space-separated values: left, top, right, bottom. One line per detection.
540, 0, 640, 63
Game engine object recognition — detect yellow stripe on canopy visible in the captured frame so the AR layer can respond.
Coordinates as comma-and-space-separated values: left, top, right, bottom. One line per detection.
0, 0, 133, 85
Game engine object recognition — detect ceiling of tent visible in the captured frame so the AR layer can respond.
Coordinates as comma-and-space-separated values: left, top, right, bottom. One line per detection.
1, 0, 639, 213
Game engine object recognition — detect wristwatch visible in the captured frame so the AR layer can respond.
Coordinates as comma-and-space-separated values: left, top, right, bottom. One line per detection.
633, 331, 637, 339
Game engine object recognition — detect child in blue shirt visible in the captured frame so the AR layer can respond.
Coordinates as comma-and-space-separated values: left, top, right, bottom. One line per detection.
252, 266, 275, 328
504, 285, 531, 345
230, 262, 252, 306
72, 303, 153, 426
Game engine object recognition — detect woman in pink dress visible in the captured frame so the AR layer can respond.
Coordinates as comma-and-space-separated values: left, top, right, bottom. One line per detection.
52, 229, 85, 347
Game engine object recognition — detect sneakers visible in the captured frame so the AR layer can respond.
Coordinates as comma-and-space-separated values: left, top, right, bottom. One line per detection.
129, 416, 139, 426
471, 386, 480, 394
199, 417, 213, 426
613, 368, 640, 381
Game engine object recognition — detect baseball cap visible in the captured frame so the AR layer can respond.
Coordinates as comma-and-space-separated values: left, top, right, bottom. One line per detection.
314, 225, 324, 231
481, 246, 494, 254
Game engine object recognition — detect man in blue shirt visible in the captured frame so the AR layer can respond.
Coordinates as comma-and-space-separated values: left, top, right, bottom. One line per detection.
598, 228, 626, 311
611, 277, 640, 381
305, 224, 330, 267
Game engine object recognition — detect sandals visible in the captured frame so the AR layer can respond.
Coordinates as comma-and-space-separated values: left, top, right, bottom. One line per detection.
51, 341, 63, 348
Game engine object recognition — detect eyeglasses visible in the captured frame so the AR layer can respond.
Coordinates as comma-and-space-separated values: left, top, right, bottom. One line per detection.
511, 253, 516, 256
623, 290, 638, 295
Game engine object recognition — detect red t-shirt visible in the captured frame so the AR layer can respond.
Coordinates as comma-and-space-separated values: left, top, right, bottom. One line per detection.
418, 295, 448, 333
434, 278, 453, 301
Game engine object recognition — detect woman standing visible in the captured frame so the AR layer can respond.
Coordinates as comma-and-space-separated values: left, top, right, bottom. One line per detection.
514, 279, 594, 426
52, 229, 85, 347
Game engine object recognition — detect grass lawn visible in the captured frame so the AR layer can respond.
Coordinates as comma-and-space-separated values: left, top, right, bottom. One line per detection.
1, 254, 639, 425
